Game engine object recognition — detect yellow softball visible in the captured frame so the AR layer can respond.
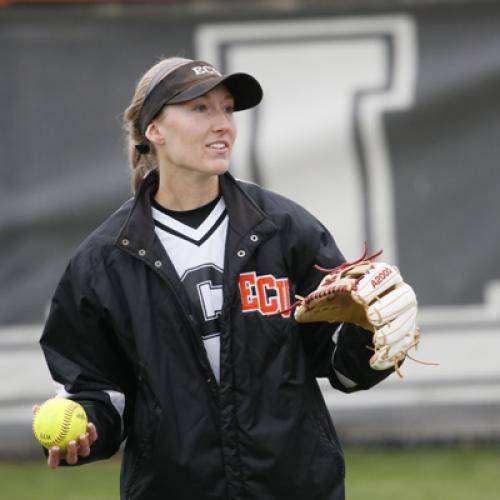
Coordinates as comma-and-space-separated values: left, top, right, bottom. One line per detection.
33, 397, 88, 451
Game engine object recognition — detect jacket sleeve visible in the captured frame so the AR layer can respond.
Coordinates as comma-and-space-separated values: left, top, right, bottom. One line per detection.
40, 252, 135, 464
291, 218, 394, 392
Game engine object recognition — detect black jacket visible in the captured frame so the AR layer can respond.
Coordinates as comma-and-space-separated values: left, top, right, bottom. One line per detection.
40, 171, 392, 500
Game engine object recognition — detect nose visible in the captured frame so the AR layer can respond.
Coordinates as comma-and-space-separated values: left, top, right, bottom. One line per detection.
212, 108, 234, 133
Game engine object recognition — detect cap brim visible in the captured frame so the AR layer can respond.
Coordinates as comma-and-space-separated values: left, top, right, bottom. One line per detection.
168, 72, 263, 111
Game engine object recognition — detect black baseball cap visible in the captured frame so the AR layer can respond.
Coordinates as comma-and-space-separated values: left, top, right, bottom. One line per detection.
137, 57, 263, 141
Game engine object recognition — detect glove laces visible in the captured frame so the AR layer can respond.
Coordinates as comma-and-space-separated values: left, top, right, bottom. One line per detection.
314, 241, 383, 274
276, 242, 382, 317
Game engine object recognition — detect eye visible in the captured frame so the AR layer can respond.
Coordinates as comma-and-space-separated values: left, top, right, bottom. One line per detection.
193, 103, 208, 112
224, 104, 235, 114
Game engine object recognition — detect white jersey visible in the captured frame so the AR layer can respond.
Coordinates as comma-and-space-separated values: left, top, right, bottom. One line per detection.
152, 198, 228, 382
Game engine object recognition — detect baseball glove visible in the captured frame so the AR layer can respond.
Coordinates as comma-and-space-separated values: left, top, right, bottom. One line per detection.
294, 245, 420, 375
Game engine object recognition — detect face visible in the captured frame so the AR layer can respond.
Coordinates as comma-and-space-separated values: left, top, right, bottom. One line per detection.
146, 85, 236, 179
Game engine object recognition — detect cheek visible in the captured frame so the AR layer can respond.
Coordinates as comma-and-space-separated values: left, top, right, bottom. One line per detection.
165, 125, 201, 156
168, 139, 198, 163
228, 116, 237, 139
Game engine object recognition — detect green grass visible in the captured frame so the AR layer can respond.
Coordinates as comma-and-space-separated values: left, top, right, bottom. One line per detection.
0, 445, 498, 499
0, 458, 120, 500
345, 444, 500, 500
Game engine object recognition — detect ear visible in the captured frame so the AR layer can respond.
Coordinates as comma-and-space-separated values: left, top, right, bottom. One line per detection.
145, 121, 165, 146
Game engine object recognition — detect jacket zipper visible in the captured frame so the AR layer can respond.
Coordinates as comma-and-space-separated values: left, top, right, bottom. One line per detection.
119, 246, 220, 399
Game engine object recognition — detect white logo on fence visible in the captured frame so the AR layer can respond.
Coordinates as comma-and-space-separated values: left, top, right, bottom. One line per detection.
196, 16, 417, 264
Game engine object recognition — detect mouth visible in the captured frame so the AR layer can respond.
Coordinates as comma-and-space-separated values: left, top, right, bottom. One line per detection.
206, 140, 230, 154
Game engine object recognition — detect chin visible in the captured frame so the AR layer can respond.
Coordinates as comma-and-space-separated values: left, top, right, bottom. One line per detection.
205, 160, 230, 176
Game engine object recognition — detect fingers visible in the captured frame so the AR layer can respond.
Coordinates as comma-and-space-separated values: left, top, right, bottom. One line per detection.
65, 440, 79, 465
47, 441, 78, 468
32, 404, 40, 415
47, 446, 61, 469
87, 422, 98, 445
46, 422, 98, 468
78, 422, 98, 457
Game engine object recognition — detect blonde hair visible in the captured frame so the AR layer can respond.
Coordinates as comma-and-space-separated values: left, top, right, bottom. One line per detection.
123, 57, 176, 193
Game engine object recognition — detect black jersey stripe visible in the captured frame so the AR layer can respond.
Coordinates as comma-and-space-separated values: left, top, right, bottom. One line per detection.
154, 209, 228, 246
151, 195, 222, 229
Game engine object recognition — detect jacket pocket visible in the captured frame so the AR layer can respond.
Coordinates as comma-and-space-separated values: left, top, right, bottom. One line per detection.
306, 385, 346, 478
124, 413, 160, 499
123, 380, 162, 499
309, 407, 338, 449
308, 409, 346, 480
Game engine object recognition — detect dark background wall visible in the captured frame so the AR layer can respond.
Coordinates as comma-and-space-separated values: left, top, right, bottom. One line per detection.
1, 1, 500, 324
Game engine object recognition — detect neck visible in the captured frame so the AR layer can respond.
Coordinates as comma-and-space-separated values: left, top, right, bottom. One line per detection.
154, 168, 220, 211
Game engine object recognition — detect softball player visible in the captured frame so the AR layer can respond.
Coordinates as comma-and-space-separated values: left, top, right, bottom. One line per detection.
38, 57, 404, 500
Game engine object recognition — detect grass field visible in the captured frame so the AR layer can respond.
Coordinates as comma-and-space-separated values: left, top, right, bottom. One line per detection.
345, 445, 500, 500
0, 445, 498, 499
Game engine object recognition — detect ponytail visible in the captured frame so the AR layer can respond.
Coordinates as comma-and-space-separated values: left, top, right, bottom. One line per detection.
123, 57, 176, 193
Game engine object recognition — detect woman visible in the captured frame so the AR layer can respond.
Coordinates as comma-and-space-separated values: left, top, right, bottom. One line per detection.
39, 57, 404, 500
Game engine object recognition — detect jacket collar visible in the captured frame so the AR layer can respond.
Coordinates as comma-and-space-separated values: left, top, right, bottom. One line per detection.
219, 172, 266, 237
115, 169, 268, 253
115, 170, 159, 254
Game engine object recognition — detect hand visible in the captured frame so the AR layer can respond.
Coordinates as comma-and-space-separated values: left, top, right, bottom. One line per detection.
32, 404, 99, 468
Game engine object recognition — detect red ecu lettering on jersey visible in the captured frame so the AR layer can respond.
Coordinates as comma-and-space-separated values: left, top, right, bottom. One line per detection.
239, 272, 291, 318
